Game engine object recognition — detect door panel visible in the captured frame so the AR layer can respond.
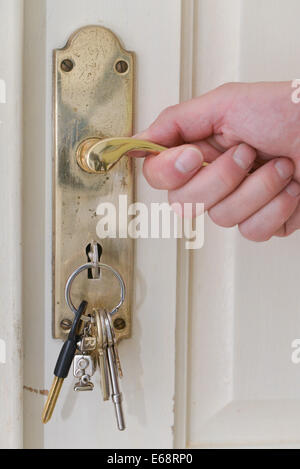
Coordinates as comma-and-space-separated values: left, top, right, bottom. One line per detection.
185, 0, 300, 449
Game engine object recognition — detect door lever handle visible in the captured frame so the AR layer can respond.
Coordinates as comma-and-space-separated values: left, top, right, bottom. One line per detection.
77, 136, 263, 174
76, 137, 167, 174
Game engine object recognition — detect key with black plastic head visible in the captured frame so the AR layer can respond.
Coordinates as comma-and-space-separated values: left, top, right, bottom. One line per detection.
42, 300, 88, 424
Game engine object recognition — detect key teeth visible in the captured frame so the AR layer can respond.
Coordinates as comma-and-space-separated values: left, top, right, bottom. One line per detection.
74, 308, 126, 430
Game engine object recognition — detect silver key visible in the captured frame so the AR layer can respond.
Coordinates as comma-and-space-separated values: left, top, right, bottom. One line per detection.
104, 312, 125, 431
93, 309, 110, 401
106, 312, 123, 378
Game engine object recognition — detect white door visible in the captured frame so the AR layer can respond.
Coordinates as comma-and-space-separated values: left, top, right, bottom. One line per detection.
2, 0, 300, 449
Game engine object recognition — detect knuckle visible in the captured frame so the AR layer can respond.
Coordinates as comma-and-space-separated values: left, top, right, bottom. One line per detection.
275, 228, 288, 238
261, 162, 291, 195
216, 82, 242, 95
208, 207, 236, 228
217, 82, 235, 91
275, 196, 289, 216
238, 223, 271, 242
214, 164, 239, 193
285, 226, 296, 237
142, 159, 159, 188
260, 173, 280, 196
156, 104, 178, 122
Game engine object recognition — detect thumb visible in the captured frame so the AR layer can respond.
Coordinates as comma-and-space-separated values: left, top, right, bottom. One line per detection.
143, 144, 204, 190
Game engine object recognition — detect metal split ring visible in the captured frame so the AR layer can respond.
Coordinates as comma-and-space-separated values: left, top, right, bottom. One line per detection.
65, 262, 125, 316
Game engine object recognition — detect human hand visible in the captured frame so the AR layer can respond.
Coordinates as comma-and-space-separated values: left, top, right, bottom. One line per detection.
135, 81, 300, 241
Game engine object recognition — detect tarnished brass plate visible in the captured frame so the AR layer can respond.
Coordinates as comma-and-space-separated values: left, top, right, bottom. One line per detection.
53, 26, 134, 341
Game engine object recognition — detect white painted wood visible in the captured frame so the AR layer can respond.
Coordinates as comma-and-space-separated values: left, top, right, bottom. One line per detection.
21, 0, 300, 450
0, 0, 23, 449
185, 0, 300, 449
23, 0, 181, 449
23, 0, 47, 449
173, 0, 195, 449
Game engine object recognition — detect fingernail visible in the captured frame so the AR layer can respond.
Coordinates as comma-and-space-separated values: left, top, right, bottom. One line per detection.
233, 144, 254, 170
286, 181, 300, 197
275, 159, 293, 179
174, 148, 203, 173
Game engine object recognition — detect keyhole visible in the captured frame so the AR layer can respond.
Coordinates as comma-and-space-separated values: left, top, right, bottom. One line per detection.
86, 242, 102, 279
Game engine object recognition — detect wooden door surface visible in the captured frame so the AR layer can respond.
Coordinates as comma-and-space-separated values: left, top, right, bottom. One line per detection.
1, 0, 300, 449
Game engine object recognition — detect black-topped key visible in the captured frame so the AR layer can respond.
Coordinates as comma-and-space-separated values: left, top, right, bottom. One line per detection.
42, 300, 88, 424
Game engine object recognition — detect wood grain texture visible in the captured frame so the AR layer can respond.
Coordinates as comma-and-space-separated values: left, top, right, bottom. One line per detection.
0, 0, 23, 449
187, 0, 300, 449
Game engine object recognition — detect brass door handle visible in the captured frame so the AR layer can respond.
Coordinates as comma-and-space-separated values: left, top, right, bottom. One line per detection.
76, 137, 167, 173
77, 136, 263, 174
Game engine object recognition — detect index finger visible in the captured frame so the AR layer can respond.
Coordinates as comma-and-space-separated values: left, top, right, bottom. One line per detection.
136, 84, 236, 147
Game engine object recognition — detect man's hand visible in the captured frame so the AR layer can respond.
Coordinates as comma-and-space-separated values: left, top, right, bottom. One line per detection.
135, 81, 300, 241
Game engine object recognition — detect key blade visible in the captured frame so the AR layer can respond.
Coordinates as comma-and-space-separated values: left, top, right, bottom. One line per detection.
107, 345, 125, 431
42, 376, 63, 424
113, 345, 123, 379
112, 394, 125, 431
105, 311, 123, 378
98, 351, 110, 401
95, 309, 110, 401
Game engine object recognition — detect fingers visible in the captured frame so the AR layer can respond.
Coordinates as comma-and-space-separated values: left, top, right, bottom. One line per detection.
142, 143, 221, 190
136, 83, 239, 147
167, 143, 256, 210
209, 157, 294, 227
238, 181, 300, 242
275, 199, 300, 237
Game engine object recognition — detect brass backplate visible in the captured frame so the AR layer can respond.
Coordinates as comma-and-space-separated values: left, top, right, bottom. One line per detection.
53, 25, 134, 341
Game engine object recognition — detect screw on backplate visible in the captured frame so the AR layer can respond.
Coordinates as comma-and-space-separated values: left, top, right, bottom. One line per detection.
114, 60, 128, 74
60, 318, 72, 331
61, 59, 74, 72
113, 317, 126, 331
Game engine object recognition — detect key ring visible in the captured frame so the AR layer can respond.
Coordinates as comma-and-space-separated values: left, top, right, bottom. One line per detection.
65, 262, 125, 316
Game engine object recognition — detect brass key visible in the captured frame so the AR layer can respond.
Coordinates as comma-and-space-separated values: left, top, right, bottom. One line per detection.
42, 300, 88, 424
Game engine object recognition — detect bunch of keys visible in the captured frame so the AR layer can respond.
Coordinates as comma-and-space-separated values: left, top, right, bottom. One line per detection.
91, 308, 125, 430
42, 260, 126, 431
